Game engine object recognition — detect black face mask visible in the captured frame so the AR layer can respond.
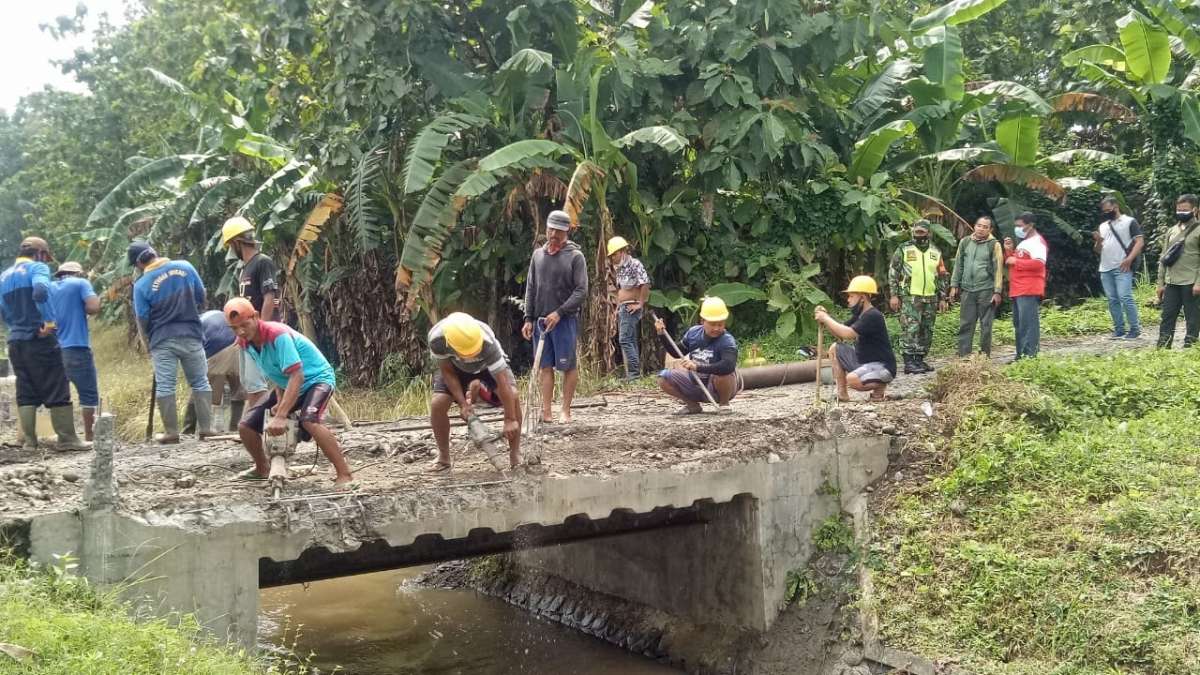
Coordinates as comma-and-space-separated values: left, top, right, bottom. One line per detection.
1176, 211, 1194, 222
913, 236, 930, 249
1103, 210, 1117, 221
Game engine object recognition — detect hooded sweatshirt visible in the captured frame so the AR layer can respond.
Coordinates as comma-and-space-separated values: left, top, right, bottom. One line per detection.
524, 241, 588, 321
951, 235, 1004, 294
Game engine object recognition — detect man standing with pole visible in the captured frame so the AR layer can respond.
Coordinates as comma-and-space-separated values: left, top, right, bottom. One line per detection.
0, 237, 89, 451
221, 217, 278, 409
888, 220, 948, 374
522, 210, 587, 424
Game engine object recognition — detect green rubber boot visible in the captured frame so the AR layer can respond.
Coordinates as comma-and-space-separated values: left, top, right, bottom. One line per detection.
18, 405, 38, 452
50, 406, 91, 452
156, 396, 180, 445
228, 400, 245, 432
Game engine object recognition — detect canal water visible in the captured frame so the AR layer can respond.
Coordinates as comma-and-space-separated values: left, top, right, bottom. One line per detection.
259, 567, 675, 674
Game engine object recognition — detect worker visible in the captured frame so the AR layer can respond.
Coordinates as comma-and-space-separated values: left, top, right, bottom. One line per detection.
654, 296, 740, 415
129, 241, 216, 443
221, 216, 278, 408
182, 310, 245, 435
0, 237, 89, 451
888, 220, 948, 374
427, 312, 522, 472
50, 261, 101, 441
949, 217, 1004, 357
1094, 197, 1144, 340
815, 275, 896, 402
224, 297, 353, 485
1156, 194, 1200, 348
608, 236, 650, 380
521, 210, 587, 424
1006, 213, 1049, 360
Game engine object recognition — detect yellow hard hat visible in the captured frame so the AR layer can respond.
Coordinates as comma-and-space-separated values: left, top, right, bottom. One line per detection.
607, 236, 629, 256
443, 312, 484, 357
843, 275, 878, 295
221, 216, 255, 247
699, 296, 729, 322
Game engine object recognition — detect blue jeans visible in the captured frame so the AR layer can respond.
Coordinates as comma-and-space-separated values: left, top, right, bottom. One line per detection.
618, 305, 643, 379
62, 347, 100, 407
1012, 296, 1041, 359
152, 336, 211, 397
1100, 269, 1139, 335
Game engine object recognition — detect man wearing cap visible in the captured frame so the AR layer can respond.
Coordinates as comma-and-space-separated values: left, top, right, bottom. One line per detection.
0, 237, 89, 451
816, 276, 897, 402
608, 236, 650, 380
888, 220, 948, 374
949, 216, 1004, 357
224, 297, 353, 486
654, 296, 740, 414
427, 312, 522, 471
182, 310, 245, 435
221, 216, 278, 408
521, 210, 588, 423
129, 241, 216, 443
50, 261, 101, 441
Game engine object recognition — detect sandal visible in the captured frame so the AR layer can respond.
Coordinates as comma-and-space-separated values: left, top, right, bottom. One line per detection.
235, 468, 268, 481
672, 404, 703, 416
425, 461, 452, 474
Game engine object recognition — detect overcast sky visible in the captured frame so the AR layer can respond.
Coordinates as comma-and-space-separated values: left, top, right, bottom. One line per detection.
1, 0, 130, 115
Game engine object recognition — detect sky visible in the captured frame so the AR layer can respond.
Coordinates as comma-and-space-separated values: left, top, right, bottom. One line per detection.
0, 0, 130, 114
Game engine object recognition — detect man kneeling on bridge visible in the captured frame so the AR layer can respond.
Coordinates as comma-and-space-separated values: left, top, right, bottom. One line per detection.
655, 296, 741, 415
224, 298, 353, 486
427, 312, 522, 472
815, 275, 897, 402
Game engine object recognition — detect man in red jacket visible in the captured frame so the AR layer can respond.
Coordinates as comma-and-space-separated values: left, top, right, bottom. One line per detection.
1005, 212, 1049, 360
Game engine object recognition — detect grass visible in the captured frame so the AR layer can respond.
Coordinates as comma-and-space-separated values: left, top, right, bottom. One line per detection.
742, 284, 1162, 364
0, 552, 307, 674
869, 349, 1200, 674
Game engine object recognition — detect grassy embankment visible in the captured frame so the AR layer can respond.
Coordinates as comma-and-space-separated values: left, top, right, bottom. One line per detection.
867, 347, 1200, 674
0, 553, 306, 675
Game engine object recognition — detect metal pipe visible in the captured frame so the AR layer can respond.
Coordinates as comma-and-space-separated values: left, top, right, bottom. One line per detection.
739, 361, 832, 390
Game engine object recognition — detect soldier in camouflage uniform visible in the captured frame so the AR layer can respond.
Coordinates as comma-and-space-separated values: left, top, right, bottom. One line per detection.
888, 221, 949, 374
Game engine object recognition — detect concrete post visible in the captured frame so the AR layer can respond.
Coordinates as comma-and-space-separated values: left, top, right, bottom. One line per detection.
84, 413, 118, 509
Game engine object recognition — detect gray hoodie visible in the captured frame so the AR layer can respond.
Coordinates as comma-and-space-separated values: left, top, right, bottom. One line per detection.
524, 241, 588, 321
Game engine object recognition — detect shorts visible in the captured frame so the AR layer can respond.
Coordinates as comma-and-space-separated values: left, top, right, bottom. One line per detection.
658, 368, 743, 403
834, 343, 894, 385
533, 314, 579, 371
62, 347, 100, 408
239, 348, 269, 394
207, 343, 244, 401
241, 382, 333, 442
432, 366, 506, 408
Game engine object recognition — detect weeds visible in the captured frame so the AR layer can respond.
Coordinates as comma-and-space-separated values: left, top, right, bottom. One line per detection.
784, 568, 818, 605
814, 515, 855, 554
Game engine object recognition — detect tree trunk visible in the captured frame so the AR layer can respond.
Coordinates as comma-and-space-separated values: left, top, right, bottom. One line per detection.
583, 199, 617, 375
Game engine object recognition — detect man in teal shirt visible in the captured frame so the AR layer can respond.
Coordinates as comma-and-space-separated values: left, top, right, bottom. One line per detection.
224, 297, 353, 486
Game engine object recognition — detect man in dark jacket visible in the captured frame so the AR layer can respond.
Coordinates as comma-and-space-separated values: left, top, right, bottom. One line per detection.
654, 296, 740, 414
521, 210, 588, 423
949, 216, 1004, 356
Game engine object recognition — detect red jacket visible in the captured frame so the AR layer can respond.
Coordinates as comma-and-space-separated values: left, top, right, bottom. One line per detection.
1007, 233, 1048, 298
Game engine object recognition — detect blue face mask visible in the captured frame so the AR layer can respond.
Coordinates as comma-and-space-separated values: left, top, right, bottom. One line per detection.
1014, 226, 1027, 240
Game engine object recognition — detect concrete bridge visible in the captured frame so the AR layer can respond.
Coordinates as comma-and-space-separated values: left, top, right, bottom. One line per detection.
4, 414, 890, 647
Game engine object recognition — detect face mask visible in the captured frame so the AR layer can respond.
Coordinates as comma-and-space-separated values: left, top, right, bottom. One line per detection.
1176, 211, 1194, 222
912, 236, 930, 249
1103, 210, 1117, 221
1014, 226, 1027, 239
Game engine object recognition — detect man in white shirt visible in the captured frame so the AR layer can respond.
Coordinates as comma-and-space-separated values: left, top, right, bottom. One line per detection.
1092, 196, 1144, 340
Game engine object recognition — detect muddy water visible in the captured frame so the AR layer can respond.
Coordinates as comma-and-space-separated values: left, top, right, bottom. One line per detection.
259, 568, 675, 674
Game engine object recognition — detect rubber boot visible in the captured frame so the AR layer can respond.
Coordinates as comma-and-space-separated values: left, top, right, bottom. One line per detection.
180, 401, 197, 435
228, 400, 245, 433
903, 354, 920, 375
81, 407, 96, 443
193, 394, 217, 439
18, 405, 38, 452
156, 396, 181, 445
917, 354, 935, 374
50, 406, 91, 452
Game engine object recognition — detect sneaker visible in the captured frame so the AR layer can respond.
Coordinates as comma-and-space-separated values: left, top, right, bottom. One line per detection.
1123, 331, 1141, 341
1108, 331, 1126, 340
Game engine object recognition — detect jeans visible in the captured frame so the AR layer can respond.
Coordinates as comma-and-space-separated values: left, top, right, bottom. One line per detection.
618, 305, 643, 379
62, 347, 100, 407
151, 336, 211, 397
1100, 269, 1140, 335
957, 289, 996, 356
1012, 295, 1042, 359
1157, 284, 1199, 348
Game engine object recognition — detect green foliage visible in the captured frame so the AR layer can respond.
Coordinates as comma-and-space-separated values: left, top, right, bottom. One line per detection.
814, 515, 855, 554
784, 568, 818, 605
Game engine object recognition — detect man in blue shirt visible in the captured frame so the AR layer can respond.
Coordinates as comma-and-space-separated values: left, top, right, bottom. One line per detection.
129, 241, 215, 443
50, 262, 101, 440
224, 297, 353, 486
182, 310, 245, 435
654, 296, 742, 415
0, 237, 89, 451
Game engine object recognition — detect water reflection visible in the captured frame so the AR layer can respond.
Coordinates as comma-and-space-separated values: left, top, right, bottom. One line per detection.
260, 567, 675, 674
